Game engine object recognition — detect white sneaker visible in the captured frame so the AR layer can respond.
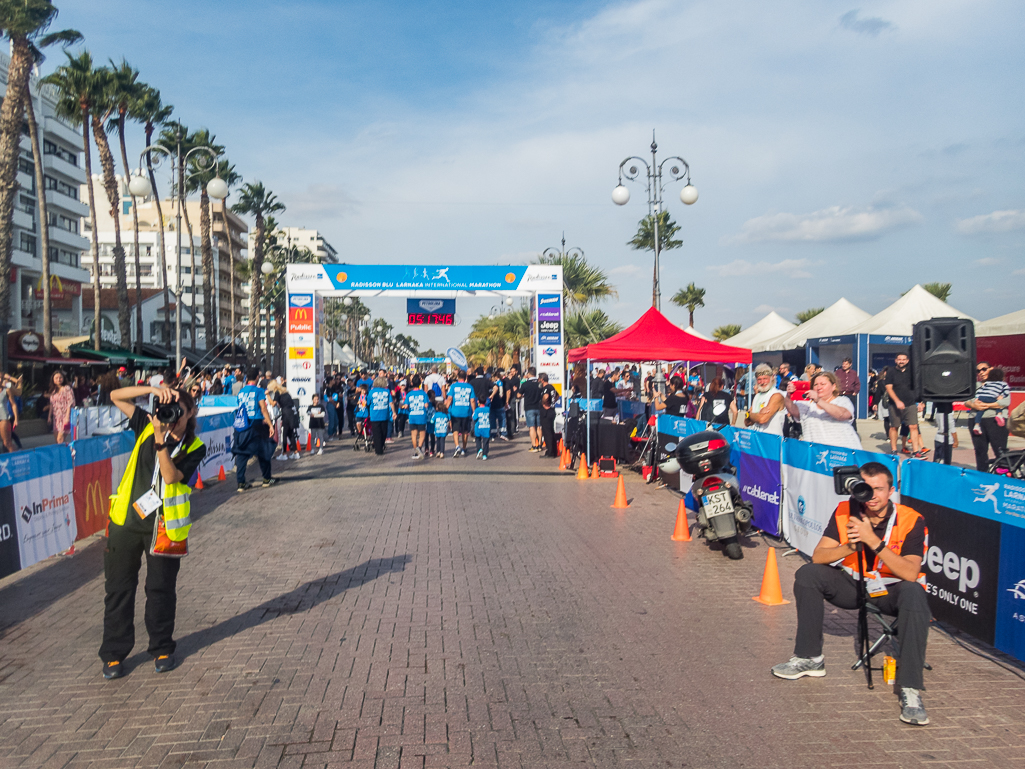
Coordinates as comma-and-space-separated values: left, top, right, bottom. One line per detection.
275, 454, 289, 461
317, 448, 324, 455
291, 452, 300, 460
476, 449, 483, 459
437, 452, 444, 459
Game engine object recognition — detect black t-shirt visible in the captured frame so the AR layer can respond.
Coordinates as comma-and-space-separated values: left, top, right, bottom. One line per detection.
602, 379, 617, 408
471, 377, 490, 404
489, 380, 505, 412
123, 406, 207, 533
503, 377, 517, 408
540, 383, 558, 411
822, 504, 926, 571
308, 404, 327, 429
664, 392, 689, 416
700, 392, 734, 424
520, 378, 542, 409
885, 365, 915, 405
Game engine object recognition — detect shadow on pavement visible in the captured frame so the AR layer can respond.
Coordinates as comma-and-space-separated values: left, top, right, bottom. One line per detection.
175, 554, 413, 658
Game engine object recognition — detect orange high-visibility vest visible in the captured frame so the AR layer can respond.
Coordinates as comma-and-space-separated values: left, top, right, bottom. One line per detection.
834, 501, 928, 588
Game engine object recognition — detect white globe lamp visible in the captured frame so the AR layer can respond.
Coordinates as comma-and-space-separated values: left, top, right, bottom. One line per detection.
260, 261, 274, 275
611, 185, 630, 205
206, 177, 229, 200
680, 185, 698, 205
128, 174, 152, 198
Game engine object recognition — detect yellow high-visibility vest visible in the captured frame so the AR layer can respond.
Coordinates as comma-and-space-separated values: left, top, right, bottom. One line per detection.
109, 423, 204, 541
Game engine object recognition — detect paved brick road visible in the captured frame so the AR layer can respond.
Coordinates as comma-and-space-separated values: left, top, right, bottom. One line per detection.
2, 438, 1024, 769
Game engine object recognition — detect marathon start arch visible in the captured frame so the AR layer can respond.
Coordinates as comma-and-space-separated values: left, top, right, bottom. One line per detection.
285, 263, 565, 416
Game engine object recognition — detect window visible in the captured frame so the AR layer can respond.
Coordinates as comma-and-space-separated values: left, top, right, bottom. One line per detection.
46, 247, 79, 267
19, 233, 36, 255
43, 140, 78, 166
18, 157, 33, 175
44, 175, 79, 200
122, 200, 131, 216
18, 195, 35, 216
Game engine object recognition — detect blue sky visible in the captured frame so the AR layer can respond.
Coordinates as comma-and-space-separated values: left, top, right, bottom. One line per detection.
54, 0, 1025, 351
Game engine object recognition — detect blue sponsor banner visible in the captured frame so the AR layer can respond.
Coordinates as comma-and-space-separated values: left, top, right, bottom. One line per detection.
996, 524, 1025, 661
288, 293, 313, 308
720, 426, 783, 537
538, 333, 561, 344
324, 264, 528, 292
407, 298, 455, 315
569, 398, 603, 413
72, 432, 135, 467
198, 395, 239, 409
656, 415, 708, 438
901, 461, 1025, 530
0, 442, 73, 487
198, 410, 235, 433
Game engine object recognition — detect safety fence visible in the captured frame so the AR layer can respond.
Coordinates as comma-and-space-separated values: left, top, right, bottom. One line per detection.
0, 411, 235, 582
658, 416, 1025, 663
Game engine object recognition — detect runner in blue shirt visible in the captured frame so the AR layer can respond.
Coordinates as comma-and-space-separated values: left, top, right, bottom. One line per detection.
432, 402, 451, 458
232, 368, 278, 491
368, 377, 395, 455
446, 369, 476, 457
473, 402, 492, 461
405, 374, 429, 459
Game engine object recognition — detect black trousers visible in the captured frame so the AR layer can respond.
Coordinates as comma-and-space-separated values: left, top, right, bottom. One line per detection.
371, 420, 388, 455
346, 406, 357, 435
971, 418, 1008, 471
506, 406, 516, 438
540, 408, 558, 456
281, 421, 299, 453
99, 523, 181, 662
793, 563, 931, 689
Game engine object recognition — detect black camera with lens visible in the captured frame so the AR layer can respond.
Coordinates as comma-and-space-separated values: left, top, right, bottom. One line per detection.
833, 465, 873, 503
155, 401, 185, 425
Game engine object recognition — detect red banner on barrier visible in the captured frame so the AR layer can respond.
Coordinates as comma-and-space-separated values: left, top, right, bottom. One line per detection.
73, 459, 111, 540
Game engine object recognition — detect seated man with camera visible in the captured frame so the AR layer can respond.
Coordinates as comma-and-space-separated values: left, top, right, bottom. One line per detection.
771, 462, 931, 725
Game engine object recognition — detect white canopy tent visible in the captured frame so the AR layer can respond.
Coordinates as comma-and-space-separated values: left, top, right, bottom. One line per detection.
759, 298, 871, 352
976, 309, 1025, 390
976, 309, 1025, 337
724, 311, 796, 350
844, 284, 976, 336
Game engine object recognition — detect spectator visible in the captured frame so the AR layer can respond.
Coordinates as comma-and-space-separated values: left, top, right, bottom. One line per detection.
966, 364, 1010, 471
835, 357, 861, 429
519, 367, 542, 451
0, 373, 18, 452
652, 375, 689, 416
867, 370, 879, 419
785, 371, 862, 450
489, 370, 507, 440
776, 362, 797, 390
232, 368, 278, 491
697, 377, 737, 426
424, 366, 446, 398
47, 371, 75, 445
539, 372, 559, 457
745, 363, 786, 435
884, 354, 926, 458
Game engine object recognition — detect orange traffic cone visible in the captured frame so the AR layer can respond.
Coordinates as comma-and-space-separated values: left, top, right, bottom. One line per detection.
752, 548, 790, 606
558, 438, 564, 454
590, 462, 599, 479
611, 475, 629, 508
576, 459, 590, 479
558, 450, 567, 471
671, 499, 692, 541
218, 465, 226, 482
194, 474, 204, 490
306, 433, 312, 451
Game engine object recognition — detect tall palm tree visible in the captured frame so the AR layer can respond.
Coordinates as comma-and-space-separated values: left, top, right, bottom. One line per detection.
43, 51, 103, 350
671, 282, 706, 328
535, 252, 617, 308
628, 210, 683, 307
106, 59, 144, 350
86, 64, 133, 347
0, 1, 76, 334
712, 324, 741, 342
132, 87, 173, 344
564, 309, 622, 349
185, 129, 224, 348
211, 159, 241, 359
232, 182, 284, 361
23, 27, 82, 354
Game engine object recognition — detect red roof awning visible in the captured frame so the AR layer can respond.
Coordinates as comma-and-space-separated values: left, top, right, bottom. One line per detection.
568, 307, 751, 364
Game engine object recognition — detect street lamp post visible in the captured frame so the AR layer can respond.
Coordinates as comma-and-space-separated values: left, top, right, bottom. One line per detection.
542, 232, 584, 264
612, 131, 697, 311
129, 127, 226, 366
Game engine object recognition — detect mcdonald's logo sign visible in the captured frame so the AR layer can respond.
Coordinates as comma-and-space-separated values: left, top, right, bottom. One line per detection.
288, 306, 313, 333
34, 274, 80, 300
82, 479, 107, 523
289, 347, 314, 360
73, 461, 112, 539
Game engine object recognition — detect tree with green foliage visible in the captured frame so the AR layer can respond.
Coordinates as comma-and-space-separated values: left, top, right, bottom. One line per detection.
922, 282, 952, 302
232, 182, 285, 360
628, 210, 683, 306
671, 282, 706, 327
796, 307, 824, 323
713, 324, 741, 342
536, 251, 617, 308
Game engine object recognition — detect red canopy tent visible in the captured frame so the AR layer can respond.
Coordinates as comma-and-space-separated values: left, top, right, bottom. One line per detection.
567, 307, 751, 364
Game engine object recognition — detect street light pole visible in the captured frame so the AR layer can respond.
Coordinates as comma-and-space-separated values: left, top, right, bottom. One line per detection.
612, 130, 698, 311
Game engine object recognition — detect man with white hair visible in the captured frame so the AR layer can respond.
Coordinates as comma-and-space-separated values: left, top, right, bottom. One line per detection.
745, 363, 786, 435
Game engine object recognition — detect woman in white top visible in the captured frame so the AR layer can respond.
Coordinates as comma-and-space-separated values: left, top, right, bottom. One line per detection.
784, 371, 862, 450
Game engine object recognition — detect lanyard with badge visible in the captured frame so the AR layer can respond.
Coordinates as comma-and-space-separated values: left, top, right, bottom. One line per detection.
133, 438, 182, 519
863, 512, 897, 597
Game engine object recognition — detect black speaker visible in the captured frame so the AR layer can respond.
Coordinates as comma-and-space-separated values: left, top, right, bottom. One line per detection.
912, 317, 975, 401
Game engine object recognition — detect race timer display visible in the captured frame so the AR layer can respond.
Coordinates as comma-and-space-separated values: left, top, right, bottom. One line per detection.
407, 312, 455, 326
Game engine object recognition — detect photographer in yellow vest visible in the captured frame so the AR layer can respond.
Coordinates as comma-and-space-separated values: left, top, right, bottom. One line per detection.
99, 383, 206, 680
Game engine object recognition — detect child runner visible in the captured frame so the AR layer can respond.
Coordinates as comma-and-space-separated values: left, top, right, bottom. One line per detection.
424, 394, 437, 457
933, 405, 959, 465
473, 398, 492, 460
432, 401, 450, 458
308, 394, 328, 455
446, 369, 476, 457
406, 375, 428, 459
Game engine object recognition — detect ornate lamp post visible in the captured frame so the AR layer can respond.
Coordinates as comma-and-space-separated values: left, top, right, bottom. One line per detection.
129, 127, 226, 365
612, 131, 697, 311
542, 232, 583, 263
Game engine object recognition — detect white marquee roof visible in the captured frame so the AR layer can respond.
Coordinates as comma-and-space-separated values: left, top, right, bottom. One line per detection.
724, 311, 796, 349
976, 308, 1025, 337
759, 298, 872, 351
843, 284, 975, 337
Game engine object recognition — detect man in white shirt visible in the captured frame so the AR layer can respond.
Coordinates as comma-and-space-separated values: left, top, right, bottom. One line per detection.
745, 363, 786, 435
424, 366, 446, 397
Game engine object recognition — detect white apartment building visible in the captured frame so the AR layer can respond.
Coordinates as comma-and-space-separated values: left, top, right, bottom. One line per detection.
2, 53, 92, 336
248, 226, 338, 263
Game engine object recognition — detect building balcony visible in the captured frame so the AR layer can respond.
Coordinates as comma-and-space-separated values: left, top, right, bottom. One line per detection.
50, 260, 90, 284
42, 151, 86, 183
17, 170, 34, 193
44, 116, 83, 149
12, 247, 38, 270
45, 189, 89, 218
48, 225, 88, 251
13, 208, 35, 231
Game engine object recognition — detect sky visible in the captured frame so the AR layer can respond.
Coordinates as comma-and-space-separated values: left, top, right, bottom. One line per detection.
53, 0, 1025, 352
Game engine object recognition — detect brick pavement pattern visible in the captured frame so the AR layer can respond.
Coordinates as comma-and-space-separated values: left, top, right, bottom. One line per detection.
2, 438, 1025, 769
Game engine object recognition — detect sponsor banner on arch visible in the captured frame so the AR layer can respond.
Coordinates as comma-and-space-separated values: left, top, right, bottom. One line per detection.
781, 439, 899, 558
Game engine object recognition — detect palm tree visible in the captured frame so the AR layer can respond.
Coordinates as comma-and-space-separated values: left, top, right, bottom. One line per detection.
628, 210, 683, 307
671, 282, 705, 327
536, 251, 617, 308
564, 309, 622, 349
923, 282, 952, 302
43, 51, 103, 350
106, 59, 145, 350
86, 64, 134, 347
211, 160, 241, 360
185, 129, 224, 349
796, 307, 824, 323
232, 182, 284, 361
0, 1, 77, 335
23, 26, 82, 354
132, 87, 173, 344
712, 324, 741, 341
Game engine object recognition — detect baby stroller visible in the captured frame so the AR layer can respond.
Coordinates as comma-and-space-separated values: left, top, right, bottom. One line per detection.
353, 416, 372, 453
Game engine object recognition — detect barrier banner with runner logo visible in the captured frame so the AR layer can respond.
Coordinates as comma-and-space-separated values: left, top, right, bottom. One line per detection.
781, 439, 899, 557
902, 460, 1025, 647
195, 411, 234, 482
719, 426, 783, 537
2, 445, 75, 573
996, 522, 1025, 662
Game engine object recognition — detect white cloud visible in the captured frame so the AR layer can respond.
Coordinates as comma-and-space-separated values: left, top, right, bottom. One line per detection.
956, 210, 1025, 234
707, 258, 814, 279
974, 257, 1000, 266
727, 205, 922, 244
838, 10, 894, 37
